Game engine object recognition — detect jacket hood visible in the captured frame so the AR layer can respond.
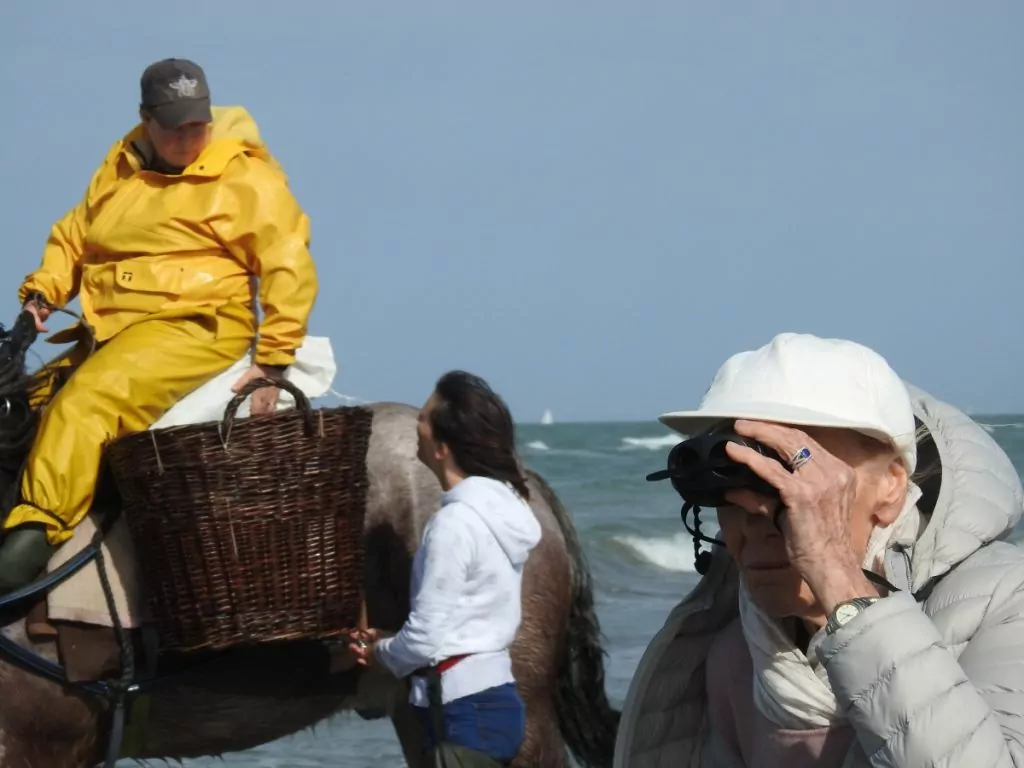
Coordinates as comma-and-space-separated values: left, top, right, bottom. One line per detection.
119, 105, 283, 178
444, 476, 541, 567
905, 384, 1023, 591
206, 105, 279, 169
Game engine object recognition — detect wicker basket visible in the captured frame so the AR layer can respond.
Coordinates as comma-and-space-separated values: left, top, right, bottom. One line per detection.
104, 377, 373, 653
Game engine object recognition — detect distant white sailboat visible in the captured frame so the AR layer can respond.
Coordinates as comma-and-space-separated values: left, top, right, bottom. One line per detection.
540, 408, 554, 426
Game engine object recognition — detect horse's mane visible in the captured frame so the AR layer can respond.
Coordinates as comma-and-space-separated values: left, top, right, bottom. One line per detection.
0, 324, 39, 460
0, 353, 29, 399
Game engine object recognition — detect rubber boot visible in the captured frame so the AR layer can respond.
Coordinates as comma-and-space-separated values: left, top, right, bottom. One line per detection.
0, 526, 56, 594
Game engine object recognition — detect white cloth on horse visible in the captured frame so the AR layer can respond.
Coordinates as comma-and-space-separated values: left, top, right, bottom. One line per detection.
150, 335, 337, 428
44, 336, 338, 629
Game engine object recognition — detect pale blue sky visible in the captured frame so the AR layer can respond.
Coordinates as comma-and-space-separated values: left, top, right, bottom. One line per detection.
2, 2, 1021, 422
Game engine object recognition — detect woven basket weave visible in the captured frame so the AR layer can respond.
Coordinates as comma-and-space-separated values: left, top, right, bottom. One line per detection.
104, 377, 373, 653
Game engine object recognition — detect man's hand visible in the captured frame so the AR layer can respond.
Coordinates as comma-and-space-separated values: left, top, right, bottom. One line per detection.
231, 363, 287, 416
22, 299, 51, 333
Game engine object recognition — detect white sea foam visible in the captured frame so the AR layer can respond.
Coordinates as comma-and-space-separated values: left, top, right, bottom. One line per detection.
979, 422, 1024, 432
620, 434, 681, 451
525, 440, 550, 451
612, 532, 701, 572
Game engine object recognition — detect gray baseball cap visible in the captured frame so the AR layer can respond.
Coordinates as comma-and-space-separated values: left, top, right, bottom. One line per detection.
140, 58, 213, 129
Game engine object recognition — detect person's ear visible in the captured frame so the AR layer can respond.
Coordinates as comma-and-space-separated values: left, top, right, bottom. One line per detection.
435, 441, 450, 463
873, 459, 908, 527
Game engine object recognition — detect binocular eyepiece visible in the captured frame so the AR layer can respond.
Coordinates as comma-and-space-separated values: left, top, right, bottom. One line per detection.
646, 422, 783, 508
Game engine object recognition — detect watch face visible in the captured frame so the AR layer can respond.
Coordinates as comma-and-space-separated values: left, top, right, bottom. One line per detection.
835, 603, 860, 626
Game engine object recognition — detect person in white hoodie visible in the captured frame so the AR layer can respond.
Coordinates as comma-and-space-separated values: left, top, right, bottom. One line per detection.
348, 370, 542, 764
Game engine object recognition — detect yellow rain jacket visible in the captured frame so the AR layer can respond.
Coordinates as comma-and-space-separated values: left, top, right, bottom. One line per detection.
18, 105, 317, 367
6, 107, 318, 546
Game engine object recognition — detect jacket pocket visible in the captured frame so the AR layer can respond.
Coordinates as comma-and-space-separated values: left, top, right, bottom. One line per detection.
113, 260, 184, 297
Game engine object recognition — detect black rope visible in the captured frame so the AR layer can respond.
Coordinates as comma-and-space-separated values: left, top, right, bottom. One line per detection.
679, 501, 725, 575
94, 532, 137, 767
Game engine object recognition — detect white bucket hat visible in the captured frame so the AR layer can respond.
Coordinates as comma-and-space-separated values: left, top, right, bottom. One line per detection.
659, 332, 918, 473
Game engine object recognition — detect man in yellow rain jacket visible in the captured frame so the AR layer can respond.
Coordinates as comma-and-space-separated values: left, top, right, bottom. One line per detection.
0, 58, 318, 590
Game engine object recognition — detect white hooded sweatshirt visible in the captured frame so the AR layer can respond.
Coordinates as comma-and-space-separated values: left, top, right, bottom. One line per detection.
374, 475, 543, 706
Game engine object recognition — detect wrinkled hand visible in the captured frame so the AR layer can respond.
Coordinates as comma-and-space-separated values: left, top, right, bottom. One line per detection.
22, 300, 50, 333
723, 419, 878, 612
231, 363, 285, 416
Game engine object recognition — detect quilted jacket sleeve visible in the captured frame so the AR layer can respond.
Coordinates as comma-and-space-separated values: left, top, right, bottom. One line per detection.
817, 566, 1024, 767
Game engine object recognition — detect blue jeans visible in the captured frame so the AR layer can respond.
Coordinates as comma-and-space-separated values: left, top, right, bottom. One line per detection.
415, 682, 526, 763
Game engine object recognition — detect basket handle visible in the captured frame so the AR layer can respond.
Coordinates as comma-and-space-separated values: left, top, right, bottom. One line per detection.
220, 376, 316, 440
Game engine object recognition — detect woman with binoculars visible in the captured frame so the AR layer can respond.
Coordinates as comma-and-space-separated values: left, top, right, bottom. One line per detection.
617, 332, 1024, 768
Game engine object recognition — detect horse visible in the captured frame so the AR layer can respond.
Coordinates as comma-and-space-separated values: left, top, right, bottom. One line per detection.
0, 315, 619, 768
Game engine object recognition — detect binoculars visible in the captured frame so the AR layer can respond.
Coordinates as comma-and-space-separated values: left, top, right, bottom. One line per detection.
646, 422, 784, 507
646, 422, 786, 574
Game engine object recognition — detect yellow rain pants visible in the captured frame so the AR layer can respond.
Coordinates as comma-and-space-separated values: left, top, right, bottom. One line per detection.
3, 304, 254, 546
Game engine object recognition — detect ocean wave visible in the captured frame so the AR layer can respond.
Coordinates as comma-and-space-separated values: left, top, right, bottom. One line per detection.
620, 434, 681, 451
610, 532, 701, 572
521, 442, 607, 458
979, 422, 1024, 433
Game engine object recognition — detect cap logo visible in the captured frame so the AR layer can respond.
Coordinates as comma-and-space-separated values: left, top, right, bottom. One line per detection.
168, 74, 199, 98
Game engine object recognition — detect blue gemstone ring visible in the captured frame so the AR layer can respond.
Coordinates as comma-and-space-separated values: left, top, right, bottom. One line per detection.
788, 446, 812, 471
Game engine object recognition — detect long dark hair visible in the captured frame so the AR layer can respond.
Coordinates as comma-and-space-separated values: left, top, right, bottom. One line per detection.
429, 370, 530, 501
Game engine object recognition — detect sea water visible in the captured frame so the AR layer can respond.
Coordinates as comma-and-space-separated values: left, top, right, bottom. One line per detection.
147, 417, 1024, 767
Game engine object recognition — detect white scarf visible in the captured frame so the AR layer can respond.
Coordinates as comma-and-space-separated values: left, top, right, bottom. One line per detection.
738, 482, 924, 729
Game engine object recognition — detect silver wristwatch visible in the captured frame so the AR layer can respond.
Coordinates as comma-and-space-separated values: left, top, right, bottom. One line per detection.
825, 597, 880, 635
